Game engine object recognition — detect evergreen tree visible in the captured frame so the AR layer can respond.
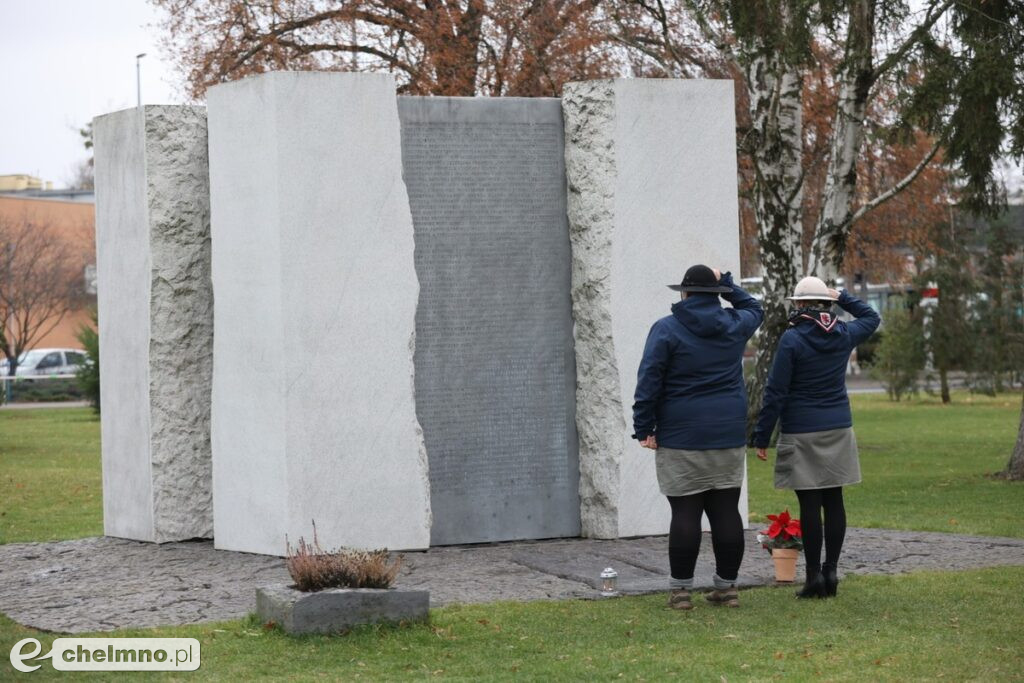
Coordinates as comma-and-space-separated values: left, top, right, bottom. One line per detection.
75, 309, 100, 414
918, 216, 975, 403
871, 305, 926, 401
971, 219, 1024, 393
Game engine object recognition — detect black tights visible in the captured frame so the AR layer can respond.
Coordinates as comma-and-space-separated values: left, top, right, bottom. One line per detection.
795, 487, 846, 573
667, 488, 744, 581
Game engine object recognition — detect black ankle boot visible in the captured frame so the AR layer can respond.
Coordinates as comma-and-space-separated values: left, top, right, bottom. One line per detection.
796, 570, 826, 599
822, 564, 838, 597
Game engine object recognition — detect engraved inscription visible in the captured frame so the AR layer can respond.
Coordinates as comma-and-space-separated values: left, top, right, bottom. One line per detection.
400, 102, 580, 545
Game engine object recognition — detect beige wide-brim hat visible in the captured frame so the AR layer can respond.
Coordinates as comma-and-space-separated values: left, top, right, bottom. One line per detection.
787, 276, 838, 301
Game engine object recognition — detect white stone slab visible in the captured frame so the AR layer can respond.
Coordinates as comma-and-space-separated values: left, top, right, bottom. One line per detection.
92, 106, 213, 542
563, 79, 748, 538
207, 72, 430, 556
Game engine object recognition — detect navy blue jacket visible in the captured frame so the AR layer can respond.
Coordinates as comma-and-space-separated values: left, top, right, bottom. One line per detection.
632, 272, 763, 450
751, 290, 881, 448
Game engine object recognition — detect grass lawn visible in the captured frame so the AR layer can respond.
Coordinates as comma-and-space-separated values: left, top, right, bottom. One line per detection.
2, 567, 1022, 680
747, 392, 1024, 538
0, 408, 101, 544
2, 394, 1021, 545
1, 396, 1023, 680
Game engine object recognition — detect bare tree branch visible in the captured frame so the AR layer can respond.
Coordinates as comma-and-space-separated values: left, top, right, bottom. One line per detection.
849, 137, 943, 227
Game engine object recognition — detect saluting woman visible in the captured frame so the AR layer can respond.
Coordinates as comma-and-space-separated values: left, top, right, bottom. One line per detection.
751, 276, 880, 599
634, 265, 763, 610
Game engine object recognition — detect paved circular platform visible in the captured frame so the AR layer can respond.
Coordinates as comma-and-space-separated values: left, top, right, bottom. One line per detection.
1, 528, 1022, 633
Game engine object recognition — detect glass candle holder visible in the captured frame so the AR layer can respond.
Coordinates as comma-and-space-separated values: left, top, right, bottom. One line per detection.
600, 567, 618, 596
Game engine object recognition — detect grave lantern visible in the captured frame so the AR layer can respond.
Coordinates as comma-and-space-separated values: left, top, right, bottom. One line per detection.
600, 567, 618, 596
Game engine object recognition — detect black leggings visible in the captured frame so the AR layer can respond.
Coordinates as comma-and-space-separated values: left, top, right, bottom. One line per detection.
667, 488, 744, 581
795, 487, 847, 573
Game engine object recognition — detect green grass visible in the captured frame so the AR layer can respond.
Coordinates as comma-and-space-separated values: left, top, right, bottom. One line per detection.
748, 392, 1024, 538
0, 408, 102, 544
3, 394, 1020, 546
1, 397, 1023, 679
2, 567, 1023, 680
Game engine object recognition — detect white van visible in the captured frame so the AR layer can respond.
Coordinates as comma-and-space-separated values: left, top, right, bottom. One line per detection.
5, 348, 88, 377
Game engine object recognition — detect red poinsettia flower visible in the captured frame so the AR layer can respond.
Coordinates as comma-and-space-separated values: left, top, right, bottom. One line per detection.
766, 509, 802, 541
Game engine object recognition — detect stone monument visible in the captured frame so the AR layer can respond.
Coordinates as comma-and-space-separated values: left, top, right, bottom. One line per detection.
92, 73, 747, 554
92, 106, 213, 542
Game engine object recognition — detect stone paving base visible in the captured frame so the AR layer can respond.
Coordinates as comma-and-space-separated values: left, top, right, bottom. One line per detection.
1, 528, 1022, 633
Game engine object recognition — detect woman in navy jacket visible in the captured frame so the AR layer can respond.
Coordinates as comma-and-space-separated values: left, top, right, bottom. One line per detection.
752, 276, 880, 599
633, 265, 763, 610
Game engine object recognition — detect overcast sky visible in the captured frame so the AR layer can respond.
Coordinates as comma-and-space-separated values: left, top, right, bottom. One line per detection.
2, 0, 1020, 195
1, 0, 177, 187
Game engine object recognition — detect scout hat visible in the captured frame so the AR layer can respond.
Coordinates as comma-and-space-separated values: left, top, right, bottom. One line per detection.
787, 276, 838, 301
668, 264, 732, 294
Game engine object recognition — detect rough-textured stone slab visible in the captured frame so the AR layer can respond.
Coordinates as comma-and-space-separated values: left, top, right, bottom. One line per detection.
562, 79, 747, 538
1, 529, 1022, 633
256, 585, 429, 634
206, 72, 430, 555
398, 97, 579, 545
93, 106, 213, 542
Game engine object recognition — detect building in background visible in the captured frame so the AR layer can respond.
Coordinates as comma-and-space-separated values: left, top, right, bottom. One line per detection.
0, 173, 94, 204
0, 174, 52, 192
0, 194, 95, 351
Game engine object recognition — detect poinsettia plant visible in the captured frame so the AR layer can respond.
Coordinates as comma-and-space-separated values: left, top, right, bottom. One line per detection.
756, 509, 803, 551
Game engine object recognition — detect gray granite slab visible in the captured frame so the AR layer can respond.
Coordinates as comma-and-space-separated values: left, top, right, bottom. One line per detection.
398, 96, 580, 545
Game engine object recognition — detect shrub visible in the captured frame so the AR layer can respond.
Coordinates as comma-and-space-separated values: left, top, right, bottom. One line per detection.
76, 308, 100, 414
286, 524, 402, 592
9, 377, 83, 402
855, 330, 881, 366
870, 306, 925, 401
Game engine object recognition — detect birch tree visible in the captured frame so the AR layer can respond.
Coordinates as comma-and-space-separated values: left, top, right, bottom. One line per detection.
612, 0, 1024, 425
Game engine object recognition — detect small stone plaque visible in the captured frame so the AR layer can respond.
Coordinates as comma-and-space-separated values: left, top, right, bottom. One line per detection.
399, 97, 580, 545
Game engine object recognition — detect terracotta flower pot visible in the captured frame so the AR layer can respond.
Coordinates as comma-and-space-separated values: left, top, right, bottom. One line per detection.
772, 548, 799, 583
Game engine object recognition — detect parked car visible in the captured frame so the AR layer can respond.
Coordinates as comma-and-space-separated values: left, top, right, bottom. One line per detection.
4, 348, 88, 377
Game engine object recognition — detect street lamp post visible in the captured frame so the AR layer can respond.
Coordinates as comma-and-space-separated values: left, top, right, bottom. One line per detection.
136, 53, 147, 108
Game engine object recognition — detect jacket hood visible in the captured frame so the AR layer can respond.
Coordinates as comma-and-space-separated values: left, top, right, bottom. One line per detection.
790, 310, 848, 352
672, 295, 729, 338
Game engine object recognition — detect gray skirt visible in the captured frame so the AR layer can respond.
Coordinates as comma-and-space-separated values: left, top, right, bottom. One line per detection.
655, 446, 746, 497
775, 427, 861, 490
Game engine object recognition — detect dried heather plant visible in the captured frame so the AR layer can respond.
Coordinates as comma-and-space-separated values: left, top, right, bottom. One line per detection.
285, 522, 403, 592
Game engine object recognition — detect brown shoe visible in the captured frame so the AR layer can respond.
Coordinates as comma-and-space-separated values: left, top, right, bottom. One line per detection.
668, 589, 694, 610
706, 587, 739, 608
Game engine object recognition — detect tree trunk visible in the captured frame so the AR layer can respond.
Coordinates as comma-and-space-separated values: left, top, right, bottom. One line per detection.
808, 0, 876, 281
742, 46, 805, 433
940, 366, 950, 404
1004, 390, 1024, 480
426, 0, 485, 95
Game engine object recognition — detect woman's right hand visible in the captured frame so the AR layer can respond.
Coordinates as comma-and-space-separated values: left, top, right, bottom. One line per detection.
640, 436, 658, 450
756, 448, 768, 461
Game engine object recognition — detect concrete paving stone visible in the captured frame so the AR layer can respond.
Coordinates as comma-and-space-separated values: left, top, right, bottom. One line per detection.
1, 528, 1022, 634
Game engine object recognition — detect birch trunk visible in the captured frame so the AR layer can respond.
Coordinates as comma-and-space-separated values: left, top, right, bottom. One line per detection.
808, 0, 876, 281
743, 49, 805, 432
